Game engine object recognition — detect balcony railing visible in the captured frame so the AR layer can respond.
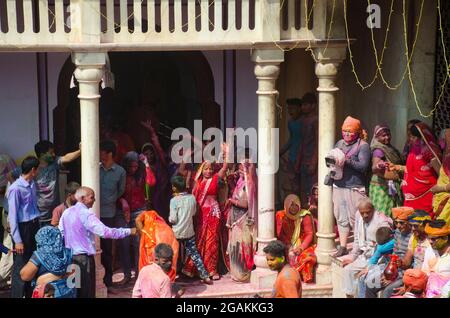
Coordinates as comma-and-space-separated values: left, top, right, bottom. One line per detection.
0, 0, 332, 51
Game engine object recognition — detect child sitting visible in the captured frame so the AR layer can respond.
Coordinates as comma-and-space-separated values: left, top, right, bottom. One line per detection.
168, 176, 212, 285
369, 227, 395, 265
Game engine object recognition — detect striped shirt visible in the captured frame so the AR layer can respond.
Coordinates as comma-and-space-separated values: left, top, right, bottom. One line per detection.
393, 229, 411, 277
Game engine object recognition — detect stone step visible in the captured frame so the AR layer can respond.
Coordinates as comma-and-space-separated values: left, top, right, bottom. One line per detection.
180, 274, 332, 298
108, 272, 333, 298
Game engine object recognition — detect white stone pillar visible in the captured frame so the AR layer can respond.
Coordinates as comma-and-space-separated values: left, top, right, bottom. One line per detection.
313, 48, 346, 285
250, 49, 284, 289
73, 52, 107, 298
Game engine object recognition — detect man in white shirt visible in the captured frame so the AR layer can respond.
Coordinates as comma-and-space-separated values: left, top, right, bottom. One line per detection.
341, 198, 392, 297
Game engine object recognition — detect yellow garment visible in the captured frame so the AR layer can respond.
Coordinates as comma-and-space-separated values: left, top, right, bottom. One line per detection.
433, 167, 450, 225
14, 150, 36, 165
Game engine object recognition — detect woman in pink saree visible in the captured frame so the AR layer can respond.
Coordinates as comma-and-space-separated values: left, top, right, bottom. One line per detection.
225, 160, 257, 282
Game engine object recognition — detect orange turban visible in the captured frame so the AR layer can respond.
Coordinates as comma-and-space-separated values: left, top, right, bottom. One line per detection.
392, 207, 414, 221
403, 269, 428, 292
342, 116, 361, 133
425, 221, 450, 237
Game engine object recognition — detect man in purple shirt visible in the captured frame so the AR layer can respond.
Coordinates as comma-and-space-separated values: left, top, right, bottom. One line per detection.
58, 186, 136, 298
7, 156, 41, 298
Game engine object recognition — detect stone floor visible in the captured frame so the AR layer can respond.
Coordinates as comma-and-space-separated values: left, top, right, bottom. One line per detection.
107, 271, 332, 298
0, 271, 332, 298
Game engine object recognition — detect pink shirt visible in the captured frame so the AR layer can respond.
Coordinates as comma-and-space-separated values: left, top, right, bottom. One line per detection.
51, 203, 66, 227
132, 263, 172, 298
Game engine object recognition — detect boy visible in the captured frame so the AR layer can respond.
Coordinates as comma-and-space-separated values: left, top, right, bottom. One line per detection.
168, 176, 212, 285
51, 181, 81, 227
369, 227, 395, 265
264, 240, 302, 298
132, 243, 183, 298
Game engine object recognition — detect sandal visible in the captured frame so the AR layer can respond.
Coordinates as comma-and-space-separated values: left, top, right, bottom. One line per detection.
211, 274, 221, 281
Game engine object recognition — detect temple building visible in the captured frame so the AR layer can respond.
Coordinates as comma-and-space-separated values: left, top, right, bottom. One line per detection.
0, 0, 448, 297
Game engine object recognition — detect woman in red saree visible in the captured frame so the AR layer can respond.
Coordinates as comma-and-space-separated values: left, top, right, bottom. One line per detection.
276, 194, 317, 283
183, 146, 229, 280
392, 122, 442, 217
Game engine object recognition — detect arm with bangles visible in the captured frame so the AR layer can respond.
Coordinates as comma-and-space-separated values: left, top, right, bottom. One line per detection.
141, 120, 167, 167
217, 143, 229, 180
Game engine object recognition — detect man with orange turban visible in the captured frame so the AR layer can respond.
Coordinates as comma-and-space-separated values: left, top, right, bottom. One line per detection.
419, 220, 450, 297
365, 206, 413, 298
135, 210, 179, 281
331, 116, 371, 257
400, 269, 428, 298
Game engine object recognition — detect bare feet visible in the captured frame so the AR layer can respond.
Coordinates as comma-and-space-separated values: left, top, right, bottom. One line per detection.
201, 278, 213, 285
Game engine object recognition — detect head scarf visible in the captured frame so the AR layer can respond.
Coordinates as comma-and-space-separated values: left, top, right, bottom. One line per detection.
413, 122, 442, 164
283, 194, 315, 247
284, 194, 302, 220
374, 124, 389, 138
425, 219, 450, 237
309, 184, 319, 207
342, 116, 361, 133
141, 142, 154, 155
141, 142, 170, 218
370, 124, 403, 164
403, 269, 428, 292
408, 210, 432, 224
34, 226, 72, 276
392, 206, 414, 220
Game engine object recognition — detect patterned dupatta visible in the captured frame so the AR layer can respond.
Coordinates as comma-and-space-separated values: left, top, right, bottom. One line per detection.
414, 122, 442, 165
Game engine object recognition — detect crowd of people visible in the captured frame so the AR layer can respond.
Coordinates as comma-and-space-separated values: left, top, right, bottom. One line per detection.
329, 116, 450, 298
0, 117, 263, 298
1, 91, 450, 299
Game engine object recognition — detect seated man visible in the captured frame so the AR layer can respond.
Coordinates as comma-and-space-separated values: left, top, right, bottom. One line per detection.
341, 198, 392, 297
398, 210, 432, 271
132, 243, 182, 298
421, 220, 450, 298
263, 240, 302, 298
365, 206, 413, 298
391, 269, 428, 298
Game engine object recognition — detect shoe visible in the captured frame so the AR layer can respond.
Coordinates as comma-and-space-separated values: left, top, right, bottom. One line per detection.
333, 246, 348, 258
201, 278, 213, 285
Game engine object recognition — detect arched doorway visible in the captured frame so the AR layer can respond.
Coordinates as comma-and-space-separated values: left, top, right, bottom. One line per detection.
53, 51, 220, 182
